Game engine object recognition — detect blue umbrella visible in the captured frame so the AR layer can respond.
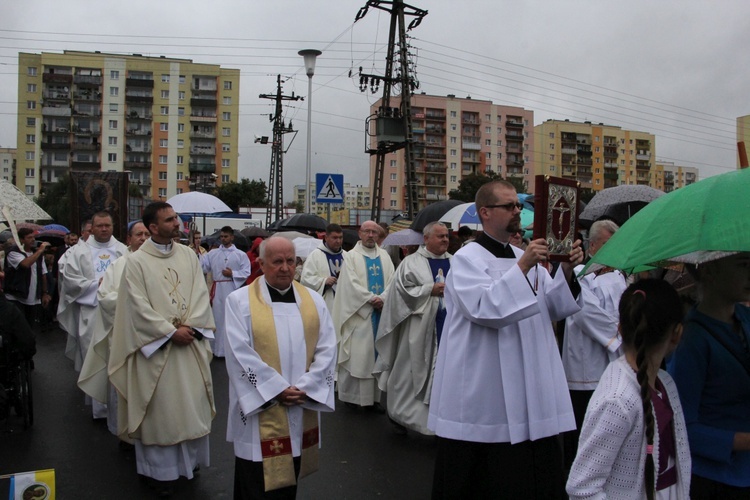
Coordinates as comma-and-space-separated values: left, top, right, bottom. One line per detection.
43, 223, 69, 233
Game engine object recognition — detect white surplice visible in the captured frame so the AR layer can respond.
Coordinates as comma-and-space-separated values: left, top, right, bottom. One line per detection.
201, 244, 251, 357
374, 246, 450, 435
223, 277, 337, 461
300, 243, 346, 313
332, 242, 394, 406
58, 236, 127, 371
428, 241, 580, 444
563, 265, 626, 391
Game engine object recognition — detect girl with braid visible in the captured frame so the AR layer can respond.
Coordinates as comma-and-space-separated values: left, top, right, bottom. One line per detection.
567, 279, 692, 499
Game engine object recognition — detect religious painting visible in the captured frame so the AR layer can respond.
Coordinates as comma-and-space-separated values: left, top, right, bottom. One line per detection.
70, 172, 129, 241
532, 175, 580, 262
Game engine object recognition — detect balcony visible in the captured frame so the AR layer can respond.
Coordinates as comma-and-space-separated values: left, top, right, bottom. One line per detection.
462, 141, 481, 151
424, 165, 446, 173
636, 153, 651, 161
72, 126, 100, 136
462, 117, 480, 125
125, 94, 154, 104
73, 91, 102, 101
561, 147, 577, 155
190, 130, 216, 139
424, 113, 446, 121
74, 75, 102, 85
505, 120, 524, 128
425, 126, 446, 135
190, 147, 216, 156
43, 90, 70, 101
191, 96, 217, 107
507, 166, 523, 176
189, 163, 216, 174
43, 73, 73, 84
41, 141, 70, 150
125, 129, 152, 137
636, 162, 651, 170
71, 143, 100, 151
42, 106, 71, 117
126, 77, 154, 88
42, 125, 70, 134
577, 158, 593, 167
604, 172, 618, 180
190, 114, 217, 123
71, 161, 101, 170
505, 133, 523, 141
425, 193, 448, 201
124, 161, 152, 170
604, 150, 618, 159
125, 145, 152, 153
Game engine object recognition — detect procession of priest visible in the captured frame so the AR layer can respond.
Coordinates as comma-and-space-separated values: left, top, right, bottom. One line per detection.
2, 179, 749, 499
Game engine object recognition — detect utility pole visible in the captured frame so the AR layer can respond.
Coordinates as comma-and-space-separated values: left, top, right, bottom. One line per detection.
259, 75, 301, 228
355, 0, 427, 222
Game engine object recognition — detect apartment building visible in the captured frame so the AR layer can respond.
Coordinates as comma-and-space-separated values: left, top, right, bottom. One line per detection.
653, 161, 698, 192
294, 182, 371, 214
533, 119, 656, 191
369, 93, 534, 211
0, 148, 16, 183
17, 50, 239, 199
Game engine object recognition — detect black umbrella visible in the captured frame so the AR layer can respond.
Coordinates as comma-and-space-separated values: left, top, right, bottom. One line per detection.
410, 200, 464, 232
342, 228, 360, 251
204, 229, 250, 252
279, 213, 329, 232
240, 226, 270, 238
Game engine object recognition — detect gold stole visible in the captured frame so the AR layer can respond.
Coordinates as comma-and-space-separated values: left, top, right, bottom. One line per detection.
248, 279, 320, 492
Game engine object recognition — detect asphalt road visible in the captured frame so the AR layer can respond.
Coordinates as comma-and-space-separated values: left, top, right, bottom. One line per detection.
0, 327, 435, 499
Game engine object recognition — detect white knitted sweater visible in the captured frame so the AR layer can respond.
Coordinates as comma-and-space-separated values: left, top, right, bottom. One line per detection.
566, 357, 692, 499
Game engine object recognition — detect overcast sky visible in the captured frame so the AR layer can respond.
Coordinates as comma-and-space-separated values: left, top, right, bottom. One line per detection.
2, 0, 747, 198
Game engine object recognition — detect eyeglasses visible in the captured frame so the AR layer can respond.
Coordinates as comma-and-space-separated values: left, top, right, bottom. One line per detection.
484, 202, 523, 211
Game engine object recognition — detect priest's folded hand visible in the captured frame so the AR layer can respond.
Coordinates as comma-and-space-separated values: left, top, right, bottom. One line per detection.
171, 326, 196, 346
276, 386, 307, 406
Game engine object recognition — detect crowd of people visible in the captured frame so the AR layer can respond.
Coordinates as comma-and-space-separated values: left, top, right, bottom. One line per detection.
1, 181, 749, 498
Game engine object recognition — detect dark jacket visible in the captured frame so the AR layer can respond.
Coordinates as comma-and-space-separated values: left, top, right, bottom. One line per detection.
3, 246, 44, 301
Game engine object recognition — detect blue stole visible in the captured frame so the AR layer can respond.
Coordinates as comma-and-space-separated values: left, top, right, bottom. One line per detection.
364, 255, 385, 345
428, 258, 451, 345
323, 249, 344, 278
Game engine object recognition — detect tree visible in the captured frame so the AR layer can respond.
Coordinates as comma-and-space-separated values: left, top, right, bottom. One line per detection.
213, 178, 268, 212
448, 172, 500, 202
285, 200, 304, 213
36, 174, 71, 228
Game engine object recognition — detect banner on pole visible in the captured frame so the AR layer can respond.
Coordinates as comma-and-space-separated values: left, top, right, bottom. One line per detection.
8, 468, 55, 500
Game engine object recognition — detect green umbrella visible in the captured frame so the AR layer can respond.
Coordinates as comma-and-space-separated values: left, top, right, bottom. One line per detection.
582, 168, 750, 275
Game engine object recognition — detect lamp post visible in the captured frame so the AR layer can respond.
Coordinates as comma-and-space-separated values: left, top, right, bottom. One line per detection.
298, 49, 321, 215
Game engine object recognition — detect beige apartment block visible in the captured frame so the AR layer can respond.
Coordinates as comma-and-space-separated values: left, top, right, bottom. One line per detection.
369, 93, 534, 211
653, 161, 698, 192
0, 148, 16, 184
17, 50, 239, 199
533, 119, 656, 192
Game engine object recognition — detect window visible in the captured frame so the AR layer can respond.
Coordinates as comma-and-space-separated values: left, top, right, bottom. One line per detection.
485, 126, 492, 134
450, 137, 457, 144
109, 120, 118, 129
390, 187, 397, 194
159, 139, 168, 147
25, 151, 35, 160
450, 162, 457, 170
110, 70, 119, 80
108, 136, 117, 145
486, 152, 492, 159
178, 91, 185, 100
161, 90, 169, 99
161, 106, 169, 115
160, 123, 168, 131
26, 117, 35, 127
159, 155, 168, 164
450, 175, 457, 183
176, 188, 184, 194
549, 132, 555, 138
176, 155, 184, 165
549, 144, 555, 150
27, 67, 37, 76
390, 200, 397, 208
178, 123, 185, 132
485, 139, 491, 146
595, 168, 600, 174
158, 171, 168, 180
222, 112, 231, 121
221, 174, 230, 183
179, 75, 186, 84
497, 140, 502, 146
222, 143, 230, 152
25, 168, 35, 178
158, 188, 167, 197
223, 81, 232, 90
595, 179, 601, 185
26, 134, 35, 143
27, 101, 36, 110
549, 154, 555, 161
595, 158, 600, 164
107, 153, 117, 162
485, 114, 491, 121
222, 127, 231, 137
161, 74, 170, 83
595, 147, 600, 153
389, 160, 397, 167
109, 103, 118, 112
27, 83, 37, 93
176, 172, 184, 181
110, 87, 119, 97
450, 124, 457, 131
550, 166, 556, 172
450, 149, 457, 157
223, 96, 232, 105
450, 111, 457, 118
25, 186, 35, 195
177, 139, 184, 148
222, 159, 230, 167
177, 107, 185, 116
390, 173, 397, 180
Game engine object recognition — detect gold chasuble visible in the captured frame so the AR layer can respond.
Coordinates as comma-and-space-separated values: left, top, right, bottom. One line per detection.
248, 279, 320, 491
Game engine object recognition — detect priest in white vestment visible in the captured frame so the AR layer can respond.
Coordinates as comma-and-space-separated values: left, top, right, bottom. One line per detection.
78, 221, 149, 438
109, 202, 215, 494
332, 220, 394, 409
224, 236, 336, 498
374, 221, 451, 435
561, 219, 626, 470
428, 180, 584, 499
300, 223, 346, 313
201, 226, 251, 357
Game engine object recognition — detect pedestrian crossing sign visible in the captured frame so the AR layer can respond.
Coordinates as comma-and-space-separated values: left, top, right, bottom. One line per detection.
315, 173, 344, 204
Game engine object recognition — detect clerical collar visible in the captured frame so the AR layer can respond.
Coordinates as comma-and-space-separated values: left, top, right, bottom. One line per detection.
266, 283, 296, 303
150, 238, 173, 254
322, 242, 342, 255
88, 237, 115, 249
475, 232, 515, 259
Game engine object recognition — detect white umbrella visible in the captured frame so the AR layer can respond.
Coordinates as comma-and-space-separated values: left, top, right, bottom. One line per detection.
381, 229, 425, 247
293, 238, 323, 259
273, 231, 313, 240
166, 191, 231, 214
439, 202, 482, 230
0, 180, 53, 223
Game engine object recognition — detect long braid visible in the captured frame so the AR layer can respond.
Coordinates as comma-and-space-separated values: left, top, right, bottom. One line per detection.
632, 313, 656, 500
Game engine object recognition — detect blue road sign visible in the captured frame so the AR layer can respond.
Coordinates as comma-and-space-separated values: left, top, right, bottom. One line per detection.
316, 173, 344, 204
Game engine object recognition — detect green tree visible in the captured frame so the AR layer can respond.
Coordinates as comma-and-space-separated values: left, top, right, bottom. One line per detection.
285, 200, 304, 213
36, 174, 71, 228
448, 172, 500, 202
213, 178, 268, 212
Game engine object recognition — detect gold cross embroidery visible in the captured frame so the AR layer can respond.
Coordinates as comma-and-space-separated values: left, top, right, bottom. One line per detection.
270, 440, 284, 454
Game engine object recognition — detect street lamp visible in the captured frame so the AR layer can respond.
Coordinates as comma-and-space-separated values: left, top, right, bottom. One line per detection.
299, 49, 321, 214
